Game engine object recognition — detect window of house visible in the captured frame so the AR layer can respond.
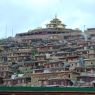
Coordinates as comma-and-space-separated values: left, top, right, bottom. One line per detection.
91, 62, 93, 64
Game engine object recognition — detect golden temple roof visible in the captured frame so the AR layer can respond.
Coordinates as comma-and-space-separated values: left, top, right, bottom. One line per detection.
46, 16, 66, 29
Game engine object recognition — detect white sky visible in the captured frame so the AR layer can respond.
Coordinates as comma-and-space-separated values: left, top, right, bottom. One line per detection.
0, 0, 95, 38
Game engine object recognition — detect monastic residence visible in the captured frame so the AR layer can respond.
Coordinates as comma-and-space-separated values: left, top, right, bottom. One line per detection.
35, 44, 54, 53
0, 63, 12, 79
3, 74, 31, 86
31, 71, 79, 87
7, 48, 32, 63
0, 16, 95, 87
85, 28, 95, 40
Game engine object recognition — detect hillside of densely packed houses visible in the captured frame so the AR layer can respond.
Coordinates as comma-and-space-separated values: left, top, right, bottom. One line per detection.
0, 17, 95, 87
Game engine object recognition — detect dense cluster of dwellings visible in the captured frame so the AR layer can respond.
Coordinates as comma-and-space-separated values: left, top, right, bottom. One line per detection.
0, 16, 95, 87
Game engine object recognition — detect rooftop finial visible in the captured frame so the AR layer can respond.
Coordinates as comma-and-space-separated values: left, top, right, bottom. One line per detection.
55, 14, 57, 19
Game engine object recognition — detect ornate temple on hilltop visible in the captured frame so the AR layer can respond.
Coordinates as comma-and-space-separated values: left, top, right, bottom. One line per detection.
16, 16, 83, 41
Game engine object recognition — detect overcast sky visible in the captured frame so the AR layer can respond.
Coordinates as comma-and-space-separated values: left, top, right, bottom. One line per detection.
0, 0, 95, 38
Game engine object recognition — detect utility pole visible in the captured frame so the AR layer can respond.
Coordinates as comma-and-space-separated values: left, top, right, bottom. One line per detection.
12, 27, 13, 37
5, 24, 7, 38
83, 25, 86, 32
